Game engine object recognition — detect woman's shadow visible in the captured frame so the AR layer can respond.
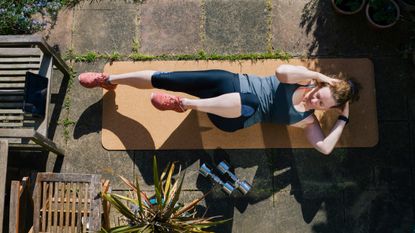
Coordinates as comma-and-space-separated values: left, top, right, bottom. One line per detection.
74, 91, 156, 149
74, 91, 325, 232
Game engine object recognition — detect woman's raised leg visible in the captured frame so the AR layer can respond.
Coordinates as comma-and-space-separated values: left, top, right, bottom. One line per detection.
182, 93, 241, 118
108, 70, 156, 89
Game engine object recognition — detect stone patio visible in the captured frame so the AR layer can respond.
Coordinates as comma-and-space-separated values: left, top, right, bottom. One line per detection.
6, 0, 415, 232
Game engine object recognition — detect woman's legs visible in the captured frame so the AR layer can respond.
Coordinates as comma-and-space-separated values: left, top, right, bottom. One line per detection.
108, 70, 156, 89
182, 93, 241, 118
80, 69, 243, 118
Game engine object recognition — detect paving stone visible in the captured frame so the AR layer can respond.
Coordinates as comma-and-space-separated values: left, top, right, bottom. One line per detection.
287, 149, 353, 199
204, 0, 268, 54
72, 7, 137, 54
38, 8, 74, 55
374, 122, 412, 167
231, 195, 276, 233
61, 62, 135, 188
373, 166, 412, 189
374, 58, 411, 121
274, 190, 345, 233
344, 189, 414, 233
272, 0, 411, 56
139, 0, 201, 55
76, 0, 138, 10
411, 122, 415, 201
337, 148, 376, 189
62, 141, 134, 189
408, 68, 415, 121
271, 0, 314, 56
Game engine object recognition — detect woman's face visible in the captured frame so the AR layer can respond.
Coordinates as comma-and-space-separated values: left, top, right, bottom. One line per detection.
302, 86, 337, 110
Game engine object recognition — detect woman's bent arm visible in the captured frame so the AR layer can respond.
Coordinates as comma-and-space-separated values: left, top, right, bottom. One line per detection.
304, 116, 347, 155
302, 102, 350, 155
275, 64, 334, 84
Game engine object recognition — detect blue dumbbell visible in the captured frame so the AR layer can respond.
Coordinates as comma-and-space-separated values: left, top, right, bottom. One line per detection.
199, 163, 235, 195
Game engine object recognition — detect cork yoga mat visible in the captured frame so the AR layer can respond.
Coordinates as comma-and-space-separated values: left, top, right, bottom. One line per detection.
101, 59, 378, 150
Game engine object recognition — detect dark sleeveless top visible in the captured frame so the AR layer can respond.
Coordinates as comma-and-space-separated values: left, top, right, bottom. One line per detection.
238, 74, 314, 128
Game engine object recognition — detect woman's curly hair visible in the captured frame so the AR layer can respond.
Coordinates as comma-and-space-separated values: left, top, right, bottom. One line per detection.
317, 72, 361, 107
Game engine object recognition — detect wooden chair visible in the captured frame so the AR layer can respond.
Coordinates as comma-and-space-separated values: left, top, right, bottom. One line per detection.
9, 173, 110, 233
0, 35, 70, 156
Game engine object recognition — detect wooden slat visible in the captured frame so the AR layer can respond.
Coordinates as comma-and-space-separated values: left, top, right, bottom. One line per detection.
36, 174, 95, 183
89, 175, 101, 231
83, 183, 88, 233
71, 182, 76, 232
48, 196, 92, 205
0, 57, 40, 63
59, 182, 65, 232
53, 182, 59, 233
0, 48, 41, 56
0, 102, 23, 108
9, 181, 20, 233
0, 70, 29, 76
0, 90, 24, 95
76, 183, 82, 233
0, 95, 23, 102
0, 83, 25, 88
47, 182, 53, 232
0, 122, 24, 127
0, 76, 26, 82
65, 183, 70, 232
0, 109, 23, 114
0, 140, 7, 233
0, 115, 23, 120
41, 182, 47, 232
0, 63, 39, 69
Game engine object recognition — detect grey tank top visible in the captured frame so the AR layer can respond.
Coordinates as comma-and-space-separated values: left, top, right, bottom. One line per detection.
238, 74, 314, 128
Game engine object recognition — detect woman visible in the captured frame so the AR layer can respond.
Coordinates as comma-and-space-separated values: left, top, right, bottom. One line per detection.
78, 64, 359, 155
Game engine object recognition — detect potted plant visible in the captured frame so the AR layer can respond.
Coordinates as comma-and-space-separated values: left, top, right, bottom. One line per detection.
332, 0, 367, 14
396, 0, 415, 11
100, 156, 228, 233
366, 0, 401, 29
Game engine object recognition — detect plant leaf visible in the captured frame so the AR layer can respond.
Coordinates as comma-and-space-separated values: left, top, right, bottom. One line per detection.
135, 175, 143, 213
118, 175, 151, 207
108, 224, 148, 233
173, 189, 212, 218
153, 155, 163, 209
163, 162, 175, 203
164, 168, 186, 218
102, 193, 137, 221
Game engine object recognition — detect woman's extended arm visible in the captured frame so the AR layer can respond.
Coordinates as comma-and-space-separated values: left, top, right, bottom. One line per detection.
302, 102, 350, 155
275, 64, 335, 85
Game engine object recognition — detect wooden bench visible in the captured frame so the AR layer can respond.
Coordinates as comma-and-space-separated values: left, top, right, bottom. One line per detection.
0, 35, 70, 155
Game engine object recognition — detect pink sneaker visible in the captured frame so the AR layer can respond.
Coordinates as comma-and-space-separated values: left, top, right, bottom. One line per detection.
151, 92, 186, 113
78, 72, 117, 90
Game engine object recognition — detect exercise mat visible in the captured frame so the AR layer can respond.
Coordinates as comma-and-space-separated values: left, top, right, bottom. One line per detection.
102, 59, 378, 150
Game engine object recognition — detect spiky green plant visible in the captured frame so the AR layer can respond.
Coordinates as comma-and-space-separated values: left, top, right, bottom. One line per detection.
100, 156, 228, 233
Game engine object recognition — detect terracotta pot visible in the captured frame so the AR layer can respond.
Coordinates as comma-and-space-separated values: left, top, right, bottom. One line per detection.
396, 0, 415, 11
332, 0, 367, 15
365, 0, 400, 29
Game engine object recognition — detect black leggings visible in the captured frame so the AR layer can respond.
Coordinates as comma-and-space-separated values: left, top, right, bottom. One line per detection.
151, 70, 259, 132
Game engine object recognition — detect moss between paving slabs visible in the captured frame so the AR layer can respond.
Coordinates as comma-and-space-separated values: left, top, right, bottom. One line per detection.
64, 49, 292, 63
